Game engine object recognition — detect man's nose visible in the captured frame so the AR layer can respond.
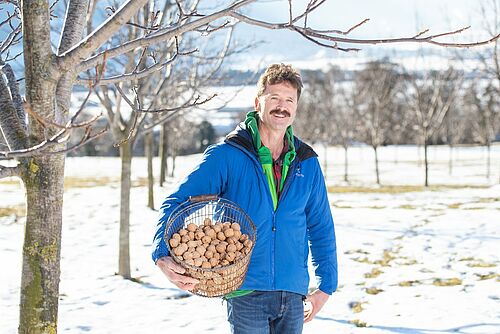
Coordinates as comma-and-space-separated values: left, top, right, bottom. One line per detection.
276, 100, 286, 109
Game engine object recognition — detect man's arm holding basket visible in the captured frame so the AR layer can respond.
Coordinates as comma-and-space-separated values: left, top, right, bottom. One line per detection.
152, 144, 229, 290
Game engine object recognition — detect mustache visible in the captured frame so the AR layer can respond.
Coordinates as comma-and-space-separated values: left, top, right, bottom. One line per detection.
270, 109, 290, 117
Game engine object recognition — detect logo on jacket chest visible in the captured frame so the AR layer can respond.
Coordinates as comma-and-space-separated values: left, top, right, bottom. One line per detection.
294, 166, 304, 178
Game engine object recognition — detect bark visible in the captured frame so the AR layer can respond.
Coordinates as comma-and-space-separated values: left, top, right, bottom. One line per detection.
19, 1, 63, 333
159, 123, 168, 186
19, 155, 65, 334
2, 64, 26, 131
56, 0, 91, 122
145, 132, 154, 209
373, 145, 380, 185
0, 73, 27, 151
119, 142, 132, 279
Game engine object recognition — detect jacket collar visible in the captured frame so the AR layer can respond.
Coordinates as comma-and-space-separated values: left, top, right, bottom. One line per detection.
225, 121, 318, 162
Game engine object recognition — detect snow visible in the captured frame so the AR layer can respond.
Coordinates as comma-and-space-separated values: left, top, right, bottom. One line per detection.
1, 144, 499, 333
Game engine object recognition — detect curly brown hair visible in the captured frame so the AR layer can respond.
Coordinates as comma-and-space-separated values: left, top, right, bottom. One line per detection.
257, 63, 303, 100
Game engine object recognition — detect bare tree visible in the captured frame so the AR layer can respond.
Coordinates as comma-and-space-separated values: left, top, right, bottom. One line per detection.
439, 101, 468, 175
354, 60, 403, 185
1, 0, 499, 332
465, 82, 500, 179
407, 67, 463, 186
296, 67, 356, 182
295, 70, 333, 179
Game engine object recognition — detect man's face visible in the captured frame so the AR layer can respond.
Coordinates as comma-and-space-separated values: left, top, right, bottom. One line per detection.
254, 82, 298, 133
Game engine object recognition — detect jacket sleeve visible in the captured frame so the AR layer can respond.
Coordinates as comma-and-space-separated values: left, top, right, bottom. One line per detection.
151, 144, 228, 263
305, 158, 338, 295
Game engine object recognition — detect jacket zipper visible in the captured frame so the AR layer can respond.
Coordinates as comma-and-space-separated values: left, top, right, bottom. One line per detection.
227, 139, 297, 290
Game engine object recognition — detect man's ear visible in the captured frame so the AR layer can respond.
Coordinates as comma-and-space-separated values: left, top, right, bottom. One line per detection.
254, 96, 260, 111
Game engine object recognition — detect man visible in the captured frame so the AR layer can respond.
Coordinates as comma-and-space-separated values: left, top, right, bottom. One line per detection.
152, 63, 337, 333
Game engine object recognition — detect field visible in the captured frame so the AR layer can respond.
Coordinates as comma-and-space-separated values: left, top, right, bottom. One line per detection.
1, 144, 499, 333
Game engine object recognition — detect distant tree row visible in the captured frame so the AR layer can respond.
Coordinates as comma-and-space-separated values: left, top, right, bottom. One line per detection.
295, 60, 500, 185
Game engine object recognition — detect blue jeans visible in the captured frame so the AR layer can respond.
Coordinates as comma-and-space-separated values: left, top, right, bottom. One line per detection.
226, 291, 305, 334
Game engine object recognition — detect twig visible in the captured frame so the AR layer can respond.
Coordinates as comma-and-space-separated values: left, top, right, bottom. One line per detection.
0, 123, 107, 158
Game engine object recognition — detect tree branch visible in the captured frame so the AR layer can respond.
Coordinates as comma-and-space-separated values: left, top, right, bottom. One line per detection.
1, 63, 25, 130
57, 0, 151, 71
228, 11, 500, 49
76, 49, 186, 85
0, 67, 27, 150
67, 0, 255, 73
0, 124, 107, 159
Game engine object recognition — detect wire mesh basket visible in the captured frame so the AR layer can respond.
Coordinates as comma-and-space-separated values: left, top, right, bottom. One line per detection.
165, 195, 256, 297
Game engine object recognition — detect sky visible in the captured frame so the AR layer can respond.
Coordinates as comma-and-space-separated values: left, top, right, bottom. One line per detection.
0, 0, 496, 71
228, 0, 494, 65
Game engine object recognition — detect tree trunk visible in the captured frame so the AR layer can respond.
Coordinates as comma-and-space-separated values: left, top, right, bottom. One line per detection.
170, 145, 177, 178
18, 1, 67, 332
323, 144, 328, 181
119, 142, 132, 279
159, 123, 168, 186
19, 156, 65, 334
343, 145, 349, 183
145, 132, 154, 209
486, 143, 491, 179
448, 144, 453, 175
424, 141, 429, 187
417, 144, 422, 167
373, 145, 380, 185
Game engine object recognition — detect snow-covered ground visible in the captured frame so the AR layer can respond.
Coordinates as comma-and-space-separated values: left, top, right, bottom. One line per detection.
1, 145, 499, 333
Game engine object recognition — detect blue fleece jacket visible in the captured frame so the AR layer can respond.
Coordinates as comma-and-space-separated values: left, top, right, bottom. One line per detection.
152, 123, 338, 296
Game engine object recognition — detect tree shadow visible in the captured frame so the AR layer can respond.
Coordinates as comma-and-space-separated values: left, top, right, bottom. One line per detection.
315, 317, 500, 334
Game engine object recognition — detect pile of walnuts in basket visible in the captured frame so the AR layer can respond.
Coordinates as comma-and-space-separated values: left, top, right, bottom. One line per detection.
168, 218, 253, 269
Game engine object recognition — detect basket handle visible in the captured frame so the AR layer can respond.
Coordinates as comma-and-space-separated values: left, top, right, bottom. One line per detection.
189, 194, 218, 203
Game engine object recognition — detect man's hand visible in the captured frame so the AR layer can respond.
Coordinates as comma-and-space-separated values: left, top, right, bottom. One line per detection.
304, 289, 330, 323
156, 256, 200, 291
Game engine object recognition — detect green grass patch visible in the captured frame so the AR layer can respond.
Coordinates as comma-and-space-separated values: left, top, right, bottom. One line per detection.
476, 197, 500, 203
349, 301, 366, 313
62, 176, 149, 189
475, 273, 498, 281
374, 250, 396, 267
345, 249, 370, 255
349, 319, 368, 327
365, 287, 383, 295
0, 179, 20, 185
398, 259, 418, 266
398, 204, 418, 210
332, 204, 354, 209
328, 184, 489, 194
398, 280, 422, 287
352, 257, 374, 264
432, 278, 462, 286
364, 267, 383, 279
64, 177, 118, 189
0, 205, 25, 217
467, 261, 497, 268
